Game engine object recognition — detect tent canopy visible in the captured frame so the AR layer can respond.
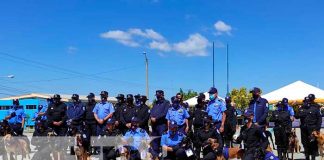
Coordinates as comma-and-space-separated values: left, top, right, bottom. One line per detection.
263, 80, 324, 103
185, 92, 224, 106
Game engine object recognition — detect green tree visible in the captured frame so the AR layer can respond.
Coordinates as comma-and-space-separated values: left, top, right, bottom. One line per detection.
230, 87, 252, 110
179, 88, 198, 101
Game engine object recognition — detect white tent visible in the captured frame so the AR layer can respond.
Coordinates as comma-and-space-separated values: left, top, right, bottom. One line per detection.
263, 80, 324, 103
185, 92, 224, 106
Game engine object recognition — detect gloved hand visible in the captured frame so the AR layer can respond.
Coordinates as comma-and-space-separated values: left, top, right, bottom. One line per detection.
10, 112, 16, 117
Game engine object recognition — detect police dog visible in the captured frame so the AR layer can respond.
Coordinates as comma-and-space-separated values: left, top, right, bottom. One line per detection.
3, 134, 30, 160
73, 132, 90, 160
288, 128, 301, 160
311, 131, 324, 159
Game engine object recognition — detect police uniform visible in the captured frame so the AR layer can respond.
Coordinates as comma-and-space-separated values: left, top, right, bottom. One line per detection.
100, 118, 122, 160
269, 102, 291, 160
93, 100, 115, 136
194, 119, 223, 159
114, 94, 126, 131
135, 96, 150, 133
223, 102, 237, 147
295, 95, 322, 160
67, 101, 85, 131
150, 90, 171, 157
124, 125, 150, 160
161, 130, 186, 160
31, 126, 52, 160
206, 98, 226, 129
120, 102, 137, 134
236, 121, 269, 160
85, 93, 97, 137
166, 105, 190, 134
46, 95, 68, 136
7, 104, 26, 136
248, 92, 269, 128
192, 104, 208, 132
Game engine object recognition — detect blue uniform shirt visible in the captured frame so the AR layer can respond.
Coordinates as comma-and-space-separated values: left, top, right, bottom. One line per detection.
7, 106, 26, 124
287, 105, 294, 116
161, 131, 185, 147
67, 103, 85, 121
93, 101, 115, 119
206, 98, 226, 122
124, 128, 150, 150
166, 106, 190, 126
150, 99, 170, 120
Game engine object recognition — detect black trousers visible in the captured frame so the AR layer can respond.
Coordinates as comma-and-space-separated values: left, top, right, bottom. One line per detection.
300, 126, 318, 160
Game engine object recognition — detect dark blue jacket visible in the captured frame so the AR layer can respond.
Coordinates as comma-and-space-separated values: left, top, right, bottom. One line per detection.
67, 102, 85, 126
150, 99, 170, 125
248, 97, 269, 125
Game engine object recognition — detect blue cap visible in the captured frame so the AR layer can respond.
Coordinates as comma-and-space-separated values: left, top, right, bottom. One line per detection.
250, 87, 261, 94
169, 121, 178, 128
208, 87, 218, 94
106, 118, 115, 124
244, 109, 254, 117
131, 117, 140, 123
282, 98, 288, 104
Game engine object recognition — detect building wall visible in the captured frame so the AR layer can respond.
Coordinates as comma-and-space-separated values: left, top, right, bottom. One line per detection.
0, 98, 48, 127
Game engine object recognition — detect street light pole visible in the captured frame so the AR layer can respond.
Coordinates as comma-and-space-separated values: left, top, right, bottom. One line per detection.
143, 52, 149, 99
0, 75, 15, 78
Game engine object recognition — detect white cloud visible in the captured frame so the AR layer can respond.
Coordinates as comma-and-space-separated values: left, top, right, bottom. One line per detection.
214, 20, 232, 35
100, 30, 139, 47
100, 28, 212, 57
67, 46, 78, 54
149, 41, 171, 52
173, 33, 209, 56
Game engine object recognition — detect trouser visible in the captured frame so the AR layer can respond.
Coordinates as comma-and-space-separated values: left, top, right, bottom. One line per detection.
213, 122, 221, 130
223, 131, 235, 147
96, 123, 107, 136
103, 147, 117, 160
300, 126, 318, 160
51, 125, 67, 136
178, 124, 186, 134
163, 148, 190, 160
151, 123, 167, 157
9, 123, 23, 136
86, 123, 98, 154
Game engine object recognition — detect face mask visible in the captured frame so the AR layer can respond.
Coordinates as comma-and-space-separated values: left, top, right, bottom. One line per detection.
72, 99, 78, 103
131, 123, 138, 131
101, 96, 107, 102
156, 95, 163, 101
252, 94, 259, 99
209, 95, 215, 101
53, 99, 60, 104
88, 98, 95, 103
127, 98, 133, 104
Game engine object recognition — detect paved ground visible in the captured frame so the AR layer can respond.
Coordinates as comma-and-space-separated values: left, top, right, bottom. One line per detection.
2, 128, 323, 160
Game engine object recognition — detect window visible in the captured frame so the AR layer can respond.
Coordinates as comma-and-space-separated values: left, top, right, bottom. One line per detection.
0, 106, 10, 110
26, 105, 36, 109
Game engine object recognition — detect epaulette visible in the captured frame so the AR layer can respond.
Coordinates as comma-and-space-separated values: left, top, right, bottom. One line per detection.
218, 99, 224, 102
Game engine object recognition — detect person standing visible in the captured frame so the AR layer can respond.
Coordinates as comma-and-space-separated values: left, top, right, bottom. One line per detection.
120, 94, 137, 134
150, 90, 170, 158
93, 91, 115, 136
67, 94, 85, 131
192, 93, 208, 132
135, 95, 150, 133
206, 87, 226, 130
45, 94, 68, 136
5, 99, 26, 136
248, 87, 269, 130
270, 101, 292, 160
295, 94, 322, 160
114, 94, 126, 131
222, 96, 237, 147
166, 96, 190, 134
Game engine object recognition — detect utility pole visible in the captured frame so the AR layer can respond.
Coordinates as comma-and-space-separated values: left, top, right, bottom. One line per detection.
212, 41, 215, 87
143, 52, 149, 99
226, 44, 229, 96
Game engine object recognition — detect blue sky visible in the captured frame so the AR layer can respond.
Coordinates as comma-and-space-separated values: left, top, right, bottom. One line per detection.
0, 0, 323, 100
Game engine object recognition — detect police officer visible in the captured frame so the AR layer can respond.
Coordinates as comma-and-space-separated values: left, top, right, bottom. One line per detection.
33, 105, 47, 127
166, 96, 190, 134
93, 91, 115, 136
150, 90, 170, 157
100, 118, 122, 160
248, 87, 269, 130
270, 101, 291, 160
5, 99, 26, 136
67, 94, 85, 131
114, 94, 126, 130
192, 93, 208, 132
295, 94, 322, 160
31, 120, 52, 160
195, 117, 223, 159
135, 95, 150, 133
206, 87, 226, 130
84, 93, 97, 138
161, 121, 193, 160
120, 94, 137, 134
235, 109, 269, 160
134, 94, 141, 107
222, 96, 237, 147
282, 98, 295, 121
123, 117, 150, 160
46, 94, 68, 136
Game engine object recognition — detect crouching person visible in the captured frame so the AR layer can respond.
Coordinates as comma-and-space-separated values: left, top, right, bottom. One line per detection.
161, 121, 195, 160
122, 117, 151, 160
